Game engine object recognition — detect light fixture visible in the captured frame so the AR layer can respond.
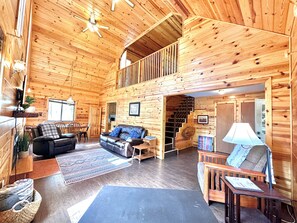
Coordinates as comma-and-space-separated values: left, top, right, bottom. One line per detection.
67, 62, 75, 104
111, 0, 134, 11
12, 60, 26, 74
27, 88, 31, 93
294, 3, 297, 17
218, 89, 225, 95
223, 123, 274, 190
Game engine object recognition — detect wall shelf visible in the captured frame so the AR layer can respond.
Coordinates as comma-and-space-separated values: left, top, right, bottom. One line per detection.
13, 112, 42, 118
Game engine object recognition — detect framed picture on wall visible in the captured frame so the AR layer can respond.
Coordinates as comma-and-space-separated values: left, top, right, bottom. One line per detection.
129, 102, 140, 116
197, 115, 209, 124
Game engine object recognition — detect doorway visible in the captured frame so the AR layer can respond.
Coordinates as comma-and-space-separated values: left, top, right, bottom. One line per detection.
106, 102, 117, 131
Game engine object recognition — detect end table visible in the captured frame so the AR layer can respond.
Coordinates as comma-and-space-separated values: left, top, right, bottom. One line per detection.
222, 177, 290, 223
132, 138, 156, 163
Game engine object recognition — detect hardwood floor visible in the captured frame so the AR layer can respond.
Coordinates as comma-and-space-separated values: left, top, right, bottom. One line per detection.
34, 140, 289, 223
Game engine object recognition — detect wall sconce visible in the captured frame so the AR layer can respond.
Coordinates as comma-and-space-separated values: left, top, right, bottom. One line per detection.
12, 60, 26, 74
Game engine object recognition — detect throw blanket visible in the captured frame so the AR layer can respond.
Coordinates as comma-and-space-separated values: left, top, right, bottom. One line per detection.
227, 145, 276, 184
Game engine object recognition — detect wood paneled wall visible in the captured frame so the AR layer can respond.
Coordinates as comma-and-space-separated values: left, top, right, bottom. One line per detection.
99, 16, 291, 197
290, 18, 297, 207
191, 92, 265, 148
0, 0, 32, 186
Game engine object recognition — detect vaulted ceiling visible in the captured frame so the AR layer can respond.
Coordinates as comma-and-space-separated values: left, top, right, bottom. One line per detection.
30, 0, 295, 95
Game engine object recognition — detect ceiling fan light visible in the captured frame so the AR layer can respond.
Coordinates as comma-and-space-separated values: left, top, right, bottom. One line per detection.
125, 0, 134, 8
67, 96, 74, 104
87, 22, 98, 32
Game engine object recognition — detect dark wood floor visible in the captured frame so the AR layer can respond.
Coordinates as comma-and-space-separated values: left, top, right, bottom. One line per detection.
34, 140, 284, 223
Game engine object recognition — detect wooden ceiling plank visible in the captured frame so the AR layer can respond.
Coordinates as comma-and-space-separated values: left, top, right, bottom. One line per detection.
261, 0, 275, 32
273, 0, 290, 34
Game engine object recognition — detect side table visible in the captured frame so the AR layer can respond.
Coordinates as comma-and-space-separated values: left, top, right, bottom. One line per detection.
222, 177, 290, 223
132, 138, 156, 163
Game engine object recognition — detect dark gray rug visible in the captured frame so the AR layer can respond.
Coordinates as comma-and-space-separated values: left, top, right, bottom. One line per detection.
56, 149, 131, 185
79, 186, 218, 223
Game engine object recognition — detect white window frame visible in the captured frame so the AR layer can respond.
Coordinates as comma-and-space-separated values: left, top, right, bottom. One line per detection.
48, 99, 75, 122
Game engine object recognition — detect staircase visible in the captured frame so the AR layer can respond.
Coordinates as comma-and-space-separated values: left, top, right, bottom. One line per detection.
165, 96, 195, 154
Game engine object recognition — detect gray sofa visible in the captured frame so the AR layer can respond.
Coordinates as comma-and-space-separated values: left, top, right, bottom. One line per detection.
99, 124, 147, 158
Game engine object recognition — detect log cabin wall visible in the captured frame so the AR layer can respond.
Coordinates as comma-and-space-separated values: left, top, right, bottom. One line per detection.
99, 16, 291, 198
291, 18, 297, 209
0, 0, 32, 186
191, 92, 265, 148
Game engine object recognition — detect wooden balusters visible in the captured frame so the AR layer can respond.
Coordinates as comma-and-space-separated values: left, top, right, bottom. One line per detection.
117, 42, 178, 88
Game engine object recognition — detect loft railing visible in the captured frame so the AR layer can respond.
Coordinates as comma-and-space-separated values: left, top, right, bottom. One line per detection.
117, 41, 178, 88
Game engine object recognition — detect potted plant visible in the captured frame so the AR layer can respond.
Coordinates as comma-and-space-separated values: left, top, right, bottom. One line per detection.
22, 96, 36, 112
18, 133, 30, 159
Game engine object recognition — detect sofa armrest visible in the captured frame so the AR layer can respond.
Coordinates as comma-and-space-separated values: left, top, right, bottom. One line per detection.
198, 150, 228, 164
33, 136, 54, 142
60, 133, 76, 138
101, 132, 110, 136
126, 138, 143, 146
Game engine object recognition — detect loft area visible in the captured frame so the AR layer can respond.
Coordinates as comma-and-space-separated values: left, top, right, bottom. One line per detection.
0, 0, 296, 222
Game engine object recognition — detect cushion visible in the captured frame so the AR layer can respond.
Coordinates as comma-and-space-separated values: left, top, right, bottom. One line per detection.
53, 138, 72, 147
226, 144, 252, 167
240, 146, 267, 172
130, 129, 141, 139
100, 135, 109, 142
119, 132, 130, 140
197, 162, 205, 193
39, 124, 60, 139
107, 137, 119, 144
109, 127, 121, 137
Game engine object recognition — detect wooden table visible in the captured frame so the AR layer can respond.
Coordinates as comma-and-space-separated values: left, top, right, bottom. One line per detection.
10, 155, 33, 181
222, 177, 290, 223
132, 138, 156, 163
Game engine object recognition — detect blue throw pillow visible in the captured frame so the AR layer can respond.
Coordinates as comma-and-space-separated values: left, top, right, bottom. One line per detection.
130, 130, 141, 139
109, 127, 121, 137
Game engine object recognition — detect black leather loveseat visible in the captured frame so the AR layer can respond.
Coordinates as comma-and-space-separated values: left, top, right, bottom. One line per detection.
31, 123, 77, 157
99, 124, 147, 158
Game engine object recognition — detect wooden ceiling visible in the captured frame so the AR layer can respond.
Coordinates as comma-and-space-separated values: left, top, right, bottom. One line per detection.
30, 0, 295, 95
126, 14, 183, 61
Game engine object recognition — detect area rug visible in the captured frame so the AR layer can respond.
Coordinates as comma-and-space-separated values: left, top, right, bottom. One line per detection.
56, 149, 132, 185
78, 186, 218, 223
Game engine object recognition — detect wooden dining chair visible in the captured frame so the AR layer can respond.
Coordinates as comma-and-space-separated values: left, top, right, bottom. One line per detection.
67, 122, 81, 141
79, 124, 90, 142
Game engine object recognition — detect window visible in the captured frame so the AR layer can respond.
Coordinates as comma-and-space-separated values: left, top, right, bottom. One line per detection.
48, 99, 75, 121
120, 50, 132, 69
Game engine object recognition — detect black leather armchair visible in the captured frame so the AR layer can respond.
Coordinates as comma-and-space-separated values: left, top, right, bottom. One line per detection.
31, 124, 77, 157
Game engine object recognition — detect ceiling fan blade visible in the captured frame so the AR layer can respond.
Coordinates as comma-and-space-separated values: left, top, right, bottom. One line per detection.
111, 0, 116, 11
125, 0, 135, 8
82, 27, 89, 33
98, 25, 109, 30
74, 14, 88, 23
96, 30, 102, 38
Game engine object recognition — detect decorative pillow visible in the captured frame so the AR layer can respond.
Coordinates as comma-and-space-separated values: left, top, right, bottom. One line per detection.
130, 129, 141, 139
119, 132, 130, 140
226, 144, 252, 168
40, 124, 60, 139
109, 127, 121, 137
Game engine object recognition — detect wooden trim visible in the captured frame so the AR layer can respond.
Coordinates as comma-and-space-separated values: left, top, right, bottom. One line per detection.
265, 78, 272, 148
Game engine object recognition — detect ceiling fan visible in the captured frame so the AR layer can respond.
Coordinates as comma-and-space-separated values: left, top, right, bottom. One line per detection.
73, 11, 109, 38
111, 0, 135, 11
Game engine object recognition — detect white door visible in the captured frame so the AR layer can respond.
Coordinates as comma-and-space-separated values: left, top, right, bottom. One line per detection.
255, 99, 266, 143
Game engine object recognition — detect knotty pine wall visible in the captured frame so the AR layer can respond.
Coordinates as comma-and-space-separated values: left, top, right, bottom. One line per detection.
100, 16, 291, 198
0, 0, 32, 185
191, 92, 265, 148
291, 18, 297, 207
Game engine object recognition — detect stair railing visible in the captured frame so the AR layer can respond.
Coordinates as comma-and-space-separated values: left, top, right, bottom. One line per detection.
173, 113, 176, 149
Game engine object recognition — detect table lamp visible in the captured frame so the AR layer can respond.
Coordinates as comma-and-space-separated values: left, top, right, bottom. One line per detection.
223, 123, 273, 190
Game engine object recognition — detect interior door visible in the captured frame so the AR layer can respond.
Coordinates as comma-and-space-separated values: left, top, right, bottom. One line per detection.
241, 101, 255, 131
216, 102, 235, 154
88, 106, 101, 138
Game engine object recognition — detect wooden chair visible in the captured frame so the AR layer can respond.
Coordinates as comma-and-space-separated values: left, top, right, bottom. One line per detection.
78, 124, 90, 142
197, 146, 267, 206
67, 122, 81, 140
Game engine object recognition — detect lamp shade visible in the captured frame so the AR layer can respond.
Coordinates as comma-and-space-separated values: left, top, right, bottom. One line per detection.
223, 123, 264, 146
